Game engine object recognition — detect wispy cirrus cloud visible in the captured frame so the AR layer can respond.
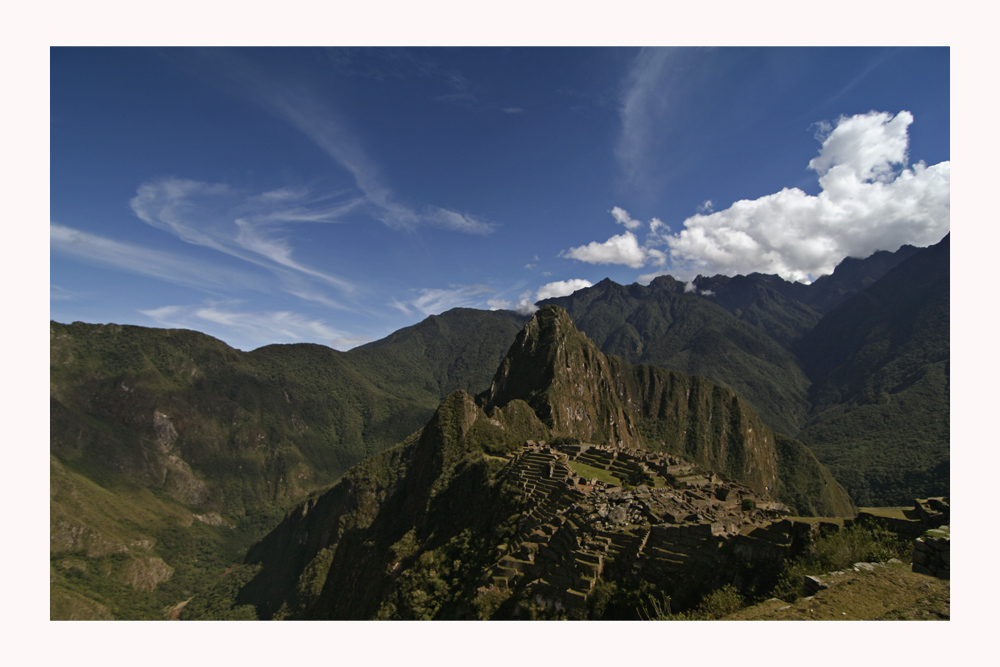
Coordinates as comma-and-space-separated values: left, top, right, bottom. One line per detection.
270, 95, 495, 234
616, 48, 694, 190
50, 285, 81, 301
440, 278, 595, 316
207, 51, 496, 236
139, 301, 361, 351
390, 284, 495, 317
129, 177, 357, 299
50, 222, 266, 293
325, 48, 471, 95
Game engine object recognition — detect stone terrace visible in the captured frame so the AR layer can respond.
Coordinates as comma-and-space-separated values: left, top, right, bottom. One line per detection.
480, 441, 805, 618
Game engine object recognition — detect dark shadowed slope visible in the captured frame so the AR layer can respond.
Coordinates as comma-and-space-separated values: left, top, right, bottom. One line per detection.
794, 235, 949, 506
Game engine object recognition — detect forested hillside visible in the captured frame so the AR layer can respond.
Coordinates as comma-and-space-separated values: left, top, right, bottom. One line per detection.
49, 309, 525, 619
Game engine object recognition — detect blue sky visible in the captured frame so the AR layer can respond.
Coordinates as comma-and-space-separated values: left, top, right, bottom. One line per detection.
50, 47, 950, 351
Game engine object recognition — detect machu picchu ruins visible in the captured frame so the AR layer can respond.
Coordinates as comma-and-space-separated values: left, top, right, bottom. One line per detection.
475, 440, 852, 617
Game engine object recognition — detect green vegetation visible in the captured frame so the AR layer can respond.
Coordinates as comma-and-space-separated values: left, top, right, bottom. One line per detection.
796, 236, 949, 505
768, 522, 912, 603
640, 521, 914, 620
568, 460, 620, 486
773, 433, 856, 517
236, 306, 860, 620
545, 237, 948, 507
51, 451, 277, 620
544, 278, 811, 436
726, 560, 949, 620
49, 309, 525, 619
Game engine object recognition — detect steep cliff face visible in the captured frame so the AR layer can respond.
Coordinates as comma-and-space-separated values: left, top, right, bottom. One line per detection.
482, 306, 642, 448
623, 364, 779, 496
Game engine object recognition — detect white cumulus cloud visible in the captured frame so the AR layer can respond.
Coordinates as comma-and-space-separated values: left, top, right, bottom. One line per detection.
536, 279, 594, 301
562, 231, 649, 269
586, 110, 948, 284
664, 110, 949, 282
611, 206, 643, 230
564, 208, 671, 269
505, 279, 594, 315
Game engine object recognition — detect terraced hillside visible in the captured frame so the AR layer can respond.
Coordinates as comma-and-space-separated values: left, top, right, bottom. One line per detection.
475, 442, 797, 617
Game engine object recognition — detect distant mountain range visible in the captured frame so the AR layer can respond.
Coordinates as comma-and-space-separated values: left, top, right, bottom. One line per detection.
49, 233, 948, 619
539, 235, 948, 506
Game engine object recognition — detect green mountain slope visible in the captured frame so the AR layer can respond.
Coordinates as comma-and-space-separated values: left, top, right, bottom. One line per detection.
541, 277, 811, 436
537, 239, 946, 507
49, 309, 526, 619
795, 235, 950, 506
688, 274, 822, 348
797, 244, 921, 315
356, 307, 529, 397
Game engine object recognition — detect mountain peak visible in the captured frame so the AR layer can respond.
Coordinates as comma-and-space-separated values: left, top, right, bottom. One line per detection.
480, 306, 642, 447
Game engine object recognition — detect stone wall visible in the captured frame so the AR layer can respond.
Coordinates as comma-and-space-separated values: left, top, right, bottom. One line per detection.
912, 526, 949, 580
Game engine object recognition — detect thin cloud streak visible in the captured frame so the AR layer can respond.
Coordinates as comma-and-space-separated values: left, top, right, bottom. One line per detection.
616, 48, 691, 189
50, 223, 265, 293
219, 53, 496, 236
273, 96, 496, 234
130, 178, 357, 295
391, 284, 496, 317
139, 302, 354, 351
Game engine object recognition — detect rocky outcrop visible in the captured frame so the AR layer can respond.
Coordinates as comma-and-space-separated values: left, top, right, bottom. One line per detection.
483, 306, 642, 448
121, 557, 175, 592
